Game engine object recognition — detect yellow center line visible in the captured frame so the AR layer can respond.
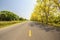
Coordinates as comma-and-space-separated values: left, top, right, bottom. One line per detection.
29, 30, 32, 37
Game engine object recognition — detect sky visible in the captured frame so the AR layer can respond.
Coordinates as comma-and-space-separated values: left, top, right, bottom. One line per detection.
0, 0, 36, 19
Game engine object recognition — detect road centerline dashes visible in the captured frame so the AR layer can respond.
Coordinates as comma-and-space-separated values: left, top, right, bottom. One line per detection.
29, 30, 32, 37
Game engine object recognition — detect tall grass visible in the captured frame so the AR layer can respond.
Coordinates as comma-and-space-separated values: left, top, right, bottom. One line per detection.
0, 21, 23, 28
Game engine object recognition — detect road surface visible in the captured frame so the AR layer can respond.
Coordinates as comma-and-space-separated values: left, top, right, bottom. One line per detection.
0, 21, 60, 40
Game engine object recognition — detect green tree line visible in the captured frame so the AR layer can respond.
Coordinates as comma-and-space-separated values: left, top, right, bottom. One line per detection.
0, 11, 27, 21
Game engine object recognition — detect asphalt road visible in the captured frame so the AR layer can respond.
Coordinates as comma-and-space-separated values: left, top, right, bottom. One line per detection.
0, 21, 60, 40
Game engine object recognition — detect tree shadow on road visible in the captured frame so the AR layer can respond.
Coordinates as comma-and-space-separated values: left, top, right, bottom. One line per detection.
29, 22, 60, 32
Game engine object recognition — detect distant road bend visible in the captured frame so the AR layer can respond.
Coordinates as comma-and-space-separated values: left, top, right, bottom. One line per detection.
0, 21, 60, 40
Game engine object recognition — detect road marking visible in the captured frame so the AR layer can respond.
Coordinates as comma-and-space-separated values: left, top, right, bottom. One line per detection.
29, 30, 32, 37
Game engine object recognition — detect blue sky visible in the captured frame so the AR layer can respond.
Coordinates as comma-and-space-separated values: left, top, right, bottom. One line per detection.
0, 0, 36, 19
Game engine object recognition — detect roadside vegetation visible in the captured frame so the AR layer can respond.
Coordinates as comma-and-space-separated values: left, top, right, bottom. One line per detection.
0, 11, 27, 28
30, 0, 60, 27
0, 21, 21, 28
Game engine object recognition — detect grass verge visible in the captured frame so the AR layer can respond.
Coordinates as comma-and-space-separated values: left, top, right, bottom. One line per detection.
0, 21, 24, 28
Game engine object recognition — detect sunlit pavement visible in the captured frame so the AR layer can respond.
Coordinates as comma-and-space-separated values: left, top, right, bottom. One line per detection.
0, 21, 60, 40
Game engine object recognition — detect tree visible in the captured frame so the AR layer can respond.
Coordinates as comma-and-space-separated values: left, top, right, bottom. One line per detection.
19, 17, 27, 21
0, 11, 19, 21
30, 0, 60, 24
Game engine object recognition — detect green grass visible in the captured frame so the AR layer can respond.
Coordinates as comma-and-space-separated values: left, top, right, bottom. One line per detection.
50, 23, 60, 27
0, 21, 24, 28
36, 21, 60, 28
45, 23, 60, 28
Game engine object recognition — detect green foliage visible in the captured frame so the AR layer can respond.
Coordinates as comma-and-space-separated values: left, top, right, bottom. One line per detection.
19, 17, 27, 21
0, 11, 19, 21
